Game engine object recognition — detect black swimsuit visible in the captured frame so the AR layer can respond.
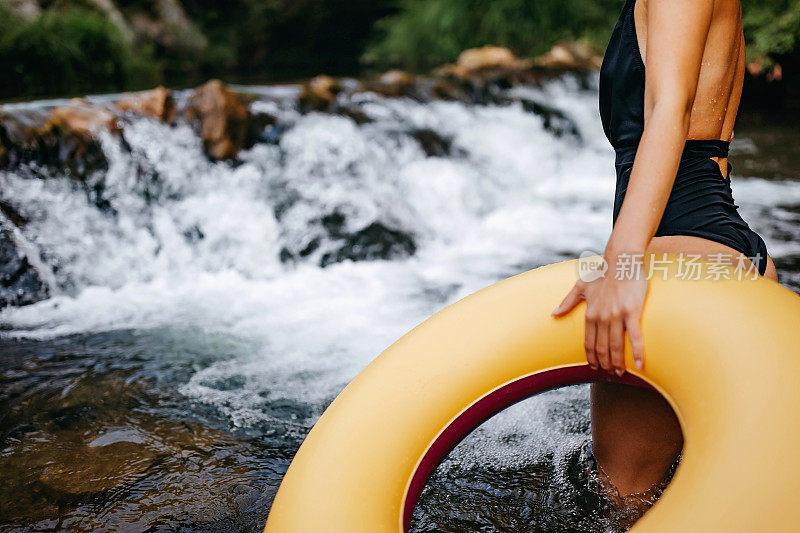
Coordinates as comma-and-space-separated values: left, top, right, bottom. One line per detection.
599, 0, 768, 275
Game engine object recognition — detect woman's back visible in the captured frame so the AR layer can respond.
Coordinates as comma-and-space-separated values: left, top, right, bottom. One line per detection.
633, 0, 744, 142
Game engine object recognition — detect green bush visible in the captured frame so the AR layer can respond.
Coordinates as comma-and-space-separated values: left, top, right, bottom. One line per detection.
0, 7, 157, 99
743, 0, 800, 64
363, 0, 622, 71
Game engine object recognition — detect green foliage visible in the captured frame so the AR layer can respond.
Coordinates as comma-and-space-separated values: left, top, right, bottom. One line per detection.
0, 6, 156, 99
4, 0, 800, 100
742, 0, 800, 64
364, 0, 622, 71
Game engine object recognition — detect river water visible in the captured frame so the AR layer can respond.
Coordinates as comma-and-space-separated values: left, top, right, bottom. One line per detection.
1, 74, 799, 532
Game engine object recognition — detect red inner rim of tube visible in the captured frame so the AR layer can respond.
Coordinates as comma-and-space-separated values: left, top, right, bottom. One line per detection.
402, 365, 652, 530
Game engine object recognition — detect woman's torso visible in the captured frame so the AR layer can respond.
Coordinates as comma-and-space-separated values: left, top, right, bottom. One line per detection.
598, 0, 772, 277
599, 0, 746, 173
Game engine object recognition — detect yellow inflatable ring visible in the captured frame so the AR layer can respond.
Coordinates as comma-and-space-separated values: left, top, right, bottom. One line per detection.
265, 256, 800, 532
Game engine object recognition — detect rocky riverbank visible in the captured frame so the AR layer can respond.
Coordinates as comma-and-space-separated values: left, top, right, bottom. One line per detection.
0, 44, 599, 309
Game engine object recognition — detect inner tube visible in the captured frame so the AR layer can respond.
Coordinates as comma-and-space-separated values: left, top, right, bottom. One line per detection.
265, 256, 800, 532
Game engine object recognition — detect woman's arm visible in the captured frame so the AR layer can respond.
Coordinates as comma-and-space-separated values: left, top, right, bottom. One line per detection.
553, 0, 715, 375
611, 0, 714, 254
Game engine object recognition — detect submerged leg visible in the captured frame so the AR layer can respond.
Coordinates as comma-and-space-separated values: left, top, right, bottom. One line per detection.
586, 382, 682, 529
590, 382, 682, 496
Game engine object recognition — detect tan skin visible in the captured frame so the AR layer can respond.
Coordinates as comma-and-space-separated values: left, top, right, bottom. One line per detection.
553, 0, 778, 497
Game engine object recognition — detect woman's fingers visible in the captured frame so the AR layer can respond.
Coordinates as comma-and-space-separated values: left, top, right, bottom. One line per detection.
584, 314, 599, 370
625, 313, 645, 369
609, 317, 625, 376
594, 316, 612, 372
552, 282, 584, 316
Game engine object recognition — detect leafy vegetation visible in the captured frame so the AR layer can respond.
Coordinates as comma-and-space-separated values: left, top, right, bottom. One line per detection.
0, 5, 156, 99
363, 0, 622, 71
2, 0, 800, 100
743, 0, 800, 64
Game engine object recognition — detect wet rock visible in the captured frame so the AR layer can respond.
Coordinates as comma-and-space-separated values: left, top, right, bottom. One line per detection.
533, 41, 603, 71
298, 75, 343, 112
248, 109, 280, 145
47, 99, 121, 140
320, 219, 417, 267
0, 107, 109, 176
457, 46, 532, 73
17, 99, 121, 178
0, 199, 27, 226
429, 47, 537, 101
366, 70, 416, 98
412, 128, 454, 157
0, 110, 48, 168
334, 104, 372, 125
116, 86, 177, 123
38, 441, 156, 495
500, 96, 581, 139
0, 214, 50, 309
184, 79, 250, 160
429, 77, 472, 102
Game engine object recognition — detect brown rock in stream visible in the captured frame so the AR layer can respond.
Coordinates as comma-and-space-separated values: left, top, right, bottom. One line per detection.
299, 74, 344, 111
456, 46, 532, 73
533, 41, 603, 70
116, 86, 177, 123
184, 79, 250, 160
47, 99, 121, 140
366, 70, 416, 98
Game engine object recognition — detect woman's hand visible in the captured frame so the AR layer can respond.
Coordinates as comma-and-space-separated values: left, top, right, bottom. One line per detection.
551, 255, 648, 375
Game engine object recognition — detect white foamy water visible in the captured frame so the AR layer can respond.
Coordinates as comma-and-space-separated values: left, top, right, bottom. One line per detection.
2, 74, 798, 465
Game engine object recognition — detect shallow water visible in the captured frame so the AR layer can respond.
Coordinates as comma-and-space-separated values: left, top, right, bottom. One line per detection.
1, 74, 799, 531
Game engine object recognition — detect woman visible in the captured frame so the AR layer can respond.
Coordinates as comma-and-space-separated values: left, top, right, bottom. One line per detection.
552, 0, 778, 517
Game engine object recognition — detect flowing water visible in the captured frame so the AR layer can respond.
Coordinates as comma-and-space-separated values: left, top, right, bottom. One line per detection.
1, 74, 799, 532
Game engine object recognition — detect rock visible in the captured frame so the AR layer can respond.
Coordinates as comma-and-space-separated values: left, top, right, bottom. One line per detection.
430, 78, 471, 102
248, 109, 280, 145
500, 96, 581, 140
534, 41, 603, 70
44, 100, 118, 175
47, 99, 121, 140
317, 212, 417, 267
366, 70, 416, 97
431, 46, 537, 100
412, 128, 454, 157
456, 46, 531, 73
38, 441, 156, 495
0, 106, 110, 176
320, 221, 417, 267
299, 75, 343, 112
0, 213, 50, 309
334, 105, 372, 125
184, 79, 250, 160
0, 110, 49, 169
116, 86, 176, 122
